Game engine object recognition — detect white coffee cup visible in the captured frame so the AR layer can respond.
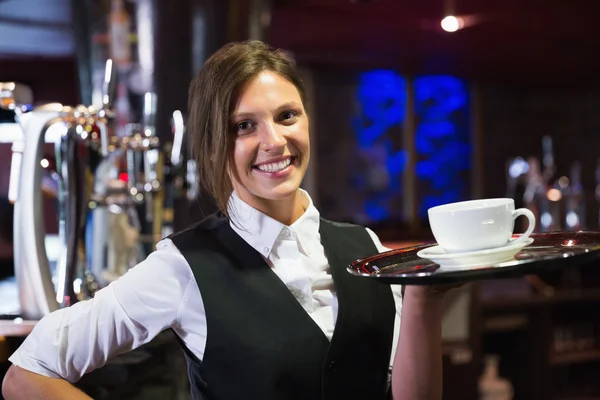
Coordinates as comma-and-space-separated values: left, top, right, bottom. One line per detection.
427, 198, 536, 253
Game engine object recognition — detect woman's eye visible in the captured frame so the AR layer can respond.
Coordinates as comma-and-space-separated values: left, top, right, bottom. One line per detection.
236, 121, 254, 133
279, 111, 300, 125
280, 110, 299, 122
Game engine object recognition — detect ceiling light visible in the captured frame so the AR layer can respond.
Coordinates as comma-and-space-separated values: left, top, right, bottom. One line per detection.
441, 15, 462, 32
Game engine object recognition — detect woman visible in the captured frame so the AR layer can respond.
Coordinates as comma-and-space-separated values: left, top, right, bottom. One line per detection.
2, 41, 446, 400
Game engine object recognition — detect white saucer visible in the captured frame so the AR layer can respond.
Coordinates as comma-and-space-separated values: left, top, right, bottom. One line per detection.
416, 238, 535, 269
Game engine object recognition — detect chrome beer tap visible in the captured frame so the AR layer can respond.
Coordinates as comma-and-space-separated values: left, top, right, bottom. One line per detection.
53, 60, 116, 307
3, 60, 115, 319
123, 93, 163, 250
141, 92, 160, 227
11, 103, 68, 318
1, 83, 63, 318
54, 105, 107, 307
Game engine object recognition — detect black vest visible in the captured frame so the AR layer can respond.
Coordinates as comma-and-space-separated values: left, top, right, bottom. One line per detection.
169, 213, 396, 400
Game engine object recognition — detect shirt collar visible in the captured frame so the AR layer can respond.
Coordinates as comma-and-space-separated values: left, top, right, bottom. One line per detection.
228, 189, 321, 258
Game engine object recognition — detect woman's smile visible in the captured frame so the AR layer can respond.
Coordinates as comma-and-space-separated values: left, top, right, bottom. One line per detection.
252, 155, 297, 178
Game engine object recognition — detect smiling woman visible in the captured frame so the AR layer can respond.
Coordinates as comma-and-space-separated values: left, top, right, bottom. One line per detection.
3, 40, 448, 400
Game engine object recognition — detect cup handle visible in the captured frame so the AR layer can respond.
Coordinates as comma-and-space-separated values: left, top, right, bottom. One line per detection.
509, 208, 536, 246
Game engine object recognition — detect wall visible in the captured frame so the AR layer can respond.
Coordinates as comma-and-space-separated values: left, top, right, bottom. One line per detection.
0, 58, 79, 105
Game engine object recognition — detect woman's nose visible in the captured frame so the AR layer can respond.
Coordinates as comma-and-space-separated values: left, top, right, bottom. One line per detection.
260, 122, 287, 151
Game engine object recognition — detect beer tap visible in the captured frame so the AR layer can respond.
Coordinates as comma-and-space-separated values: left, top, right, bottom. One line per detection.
53, 58, 116, 306
165, 111, 198, 202
2, 60, 115, 319
3, 61, 189, 317
124, 92, 163, 248
164, 110, 199, 205
54, 105, 105, 307
10, 103, 67, 318
98, 58, 116, 157
160, 110, 186, 237
141, 92, 159, 224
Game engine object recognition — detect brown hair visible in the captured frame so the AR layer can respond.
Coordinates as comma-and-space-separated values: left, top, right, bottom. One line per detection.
187, 40, 307, 218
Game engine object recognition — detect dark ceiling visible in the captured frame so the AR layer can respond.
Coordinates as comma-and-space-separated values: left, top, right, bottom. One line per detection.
0, 0, 597, 86
267, 0, 600, 85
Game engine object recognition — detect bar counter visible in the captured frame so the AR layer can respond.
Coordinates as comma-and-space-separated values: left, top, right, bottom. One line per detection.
0, 319, 36, 337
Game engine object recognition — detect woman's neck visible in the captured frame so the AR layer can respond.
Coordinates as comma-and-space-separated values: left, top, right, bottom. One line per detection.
237, 190, 307, 226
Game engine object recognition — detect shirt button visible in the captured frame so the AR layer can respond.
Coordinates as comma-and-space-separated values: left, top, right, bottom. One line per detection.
328, 360, 337, 372
263, 246, 270, 254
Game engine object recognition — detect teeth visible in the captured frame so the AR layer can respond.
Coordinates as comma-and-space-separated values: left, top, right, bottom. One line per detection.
257, 158, 292, 173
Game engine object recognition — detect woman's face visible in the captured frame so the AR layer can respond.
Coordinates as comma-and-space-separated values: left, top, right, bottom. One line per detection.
229, 71, 310, 206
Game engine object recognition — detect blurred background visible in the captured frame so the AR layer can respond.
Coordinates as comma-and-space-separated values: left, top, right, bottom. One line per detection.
1, 0, 600, 399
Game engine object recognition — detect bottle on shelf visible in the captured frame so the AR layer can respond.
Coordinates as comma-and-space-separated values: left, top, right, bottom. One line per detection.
541, 136, 561, 231
564, 161, 585, 231
478, 354, 514, 400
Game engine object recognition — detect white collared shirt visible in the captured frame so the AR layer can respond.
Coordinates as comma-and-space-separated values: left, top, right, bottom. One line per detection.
9, 190, 402, 383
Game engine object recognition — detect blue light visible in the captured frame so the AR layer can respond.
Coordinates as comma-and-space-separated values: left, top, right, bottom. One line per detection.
354, 71, 470, 222
414, 76, 467, 118
358, 70, 407, 126
414, 75, 470, 216
354, 70, 408, 221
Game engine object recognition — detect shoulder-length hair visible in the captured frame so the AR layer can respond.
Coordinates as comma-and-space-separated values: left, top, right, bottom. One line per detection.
187, 40, 307, 218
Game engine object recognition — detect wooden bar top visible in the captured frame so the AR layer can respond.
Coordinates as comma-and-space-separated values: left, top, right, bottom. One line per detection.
0, 319, 37, 337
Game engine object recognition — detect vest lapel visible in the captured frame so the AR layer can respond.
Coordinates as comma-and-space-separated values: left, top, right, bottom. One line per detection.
318, 218, 395, 400
318, 219, 367, 343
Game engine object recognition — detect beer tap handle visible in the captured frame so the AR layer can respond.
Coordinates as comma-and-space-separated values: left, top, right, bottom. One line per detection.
125, 123, 140, 193
170, 110, 185, 168
142, 92, 157, 136
1, 82, 33, 203
97, 59, 116, 157
8, 141, 24, 203
186, 159, 198, 201
102, 59, 116, 112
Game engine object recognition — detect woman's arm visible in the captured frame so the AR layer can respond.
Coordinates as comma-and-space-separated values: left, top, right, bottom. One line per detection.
359, 228, 447, 399
2, 241, 192, 400
2, 366, 92, 400
390, 285, 445, 400
2, 286, 138, 400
